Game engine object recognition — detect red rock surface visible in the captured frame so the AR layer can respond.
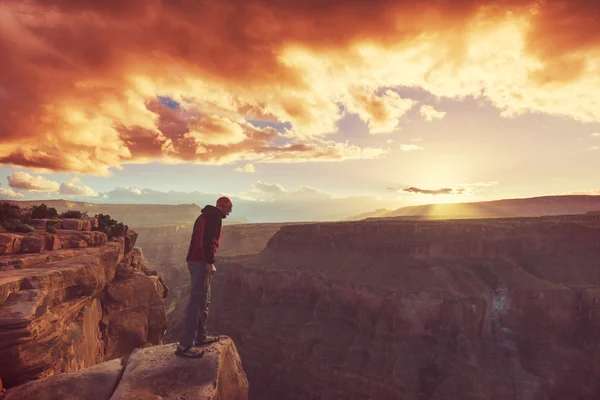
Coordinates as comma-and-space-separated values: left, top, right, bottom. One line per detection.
0, 234, 22, 255
189, 215, 600, 400
59, 218, 92, 231
2, 339, 248, 400
111, 338, 248, 400
0, 231, 168, 389
2, 358, 124, 400
101, 264, 168, 360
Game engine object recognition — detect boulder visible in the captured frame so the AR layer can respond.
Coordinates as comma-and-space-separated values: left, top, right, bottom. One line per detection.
2, 358, 124, 400
60, 219, 87, 231
101, 270, 168, 360
123, 230, 138, 254
110, 339, 248, 400
19, 236, 44, 253
0, 234, 23, 255
44, 234, 61, 251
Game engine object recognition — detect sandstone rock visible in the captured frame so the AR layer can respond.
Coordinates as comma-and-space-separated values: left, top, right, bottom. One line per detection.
19, 236, 44, 253
110, 339, 248, 400
0, 244, 123, 387
0, 234, 23, 255
58, 231, 107, 249
60, 219, 88, 231
149, 275, 169, 299
70, 239, 88, 248
2, 358, 124, 400
124, 230, 138, 254
101, 270, 168, 360
0, 219, 169, 390
44, 234, 61, 250
88, 218, 98, 229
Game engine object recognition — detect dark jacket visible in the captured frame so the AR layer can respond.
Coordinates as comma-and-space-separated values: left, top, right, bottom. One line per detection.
186, 205, 225, 263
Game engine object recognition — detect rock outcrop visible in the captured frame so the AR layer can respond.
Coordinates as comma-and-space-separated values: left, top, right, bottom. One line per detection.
198, 215, 600, 399
2, 338, 248, 400
0, 229, 168, 389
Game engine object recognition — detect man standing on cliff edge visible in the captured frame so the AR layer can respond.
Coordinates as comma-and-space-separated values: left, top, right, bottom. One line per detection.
176, 196, 233, 358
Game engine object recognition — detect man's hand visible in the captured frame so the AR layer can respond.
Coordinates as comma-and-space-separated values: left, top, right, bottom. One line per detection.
206, 263, 216, 275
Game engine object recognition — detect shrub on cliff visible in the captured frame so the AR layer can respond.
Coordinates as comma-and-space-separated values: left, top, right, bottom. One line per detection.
94, 213, 127, 238
60, 210, 88, 218
46, 226, 59, 234
31, 204, 59, 219
0, 202, 25, 231
15, 224, 35, 233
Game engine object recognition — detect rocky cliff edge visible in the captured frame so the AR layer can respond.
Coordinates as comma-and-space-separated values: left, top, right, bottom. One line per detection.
0, 223, 168, 389
1, 338, 248, 400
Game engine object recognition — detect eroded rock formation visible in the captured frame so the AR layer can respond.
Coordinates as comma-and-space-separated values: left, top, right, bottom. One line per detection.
0, 228, 168, 389
2, 338, 248, 400
201, 215, 600, 399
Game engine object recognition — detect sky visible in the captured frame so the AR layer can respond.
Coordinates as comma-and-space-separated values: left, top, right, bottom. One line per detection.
0, 0, 599, 222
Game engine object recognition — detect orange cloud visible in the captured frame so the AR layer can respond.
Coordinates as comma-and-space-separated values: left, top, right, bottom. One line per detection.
0, 0, 599, 174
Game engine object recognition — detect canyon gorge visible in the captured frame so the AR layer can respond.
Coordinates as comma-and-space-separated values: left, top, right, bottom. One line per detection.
141, 214, 600, 399
4, 198, 600, 399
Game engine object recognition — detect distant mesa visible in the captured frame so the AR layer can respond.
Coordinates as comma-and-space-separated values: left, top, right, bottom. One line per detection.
352, 194, 600, 220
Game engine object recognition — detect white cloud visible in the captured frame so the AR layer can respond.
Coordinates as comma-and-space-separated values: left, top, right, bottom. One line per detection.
7, 172, 60, 192
591, 132, 600, 137
0, 186, 24, 198
590, 146, 599, 151
124, 187, 143, 195
400, 144, 423, 152
420, 105, 447, 121
234, 163, 256, 173
60, 178, 99, 197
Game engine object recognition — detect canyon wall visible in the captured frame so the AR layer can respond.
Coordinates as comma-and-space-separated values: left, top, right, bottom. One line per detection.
202, 215, 600, 399
0, 226, 168, 389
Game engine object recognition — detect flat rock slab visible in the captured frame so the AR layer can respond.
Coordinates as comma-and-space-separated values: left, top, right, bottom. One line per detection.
110, 338, 248, 400
2, 358, 124, 400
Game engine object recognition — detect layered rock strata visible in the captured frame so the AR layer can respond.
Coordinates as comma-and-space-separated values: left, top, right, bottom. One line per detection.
0, 230, 168, 389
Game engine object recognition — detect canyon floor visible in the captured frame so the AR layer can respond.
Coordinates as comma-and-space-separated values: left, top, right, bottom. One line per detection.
138, 214, 600, 400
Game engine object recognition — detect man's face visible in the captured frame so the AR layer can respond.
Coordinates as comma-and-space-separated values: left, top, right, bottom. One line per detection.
219, 204, 232, 216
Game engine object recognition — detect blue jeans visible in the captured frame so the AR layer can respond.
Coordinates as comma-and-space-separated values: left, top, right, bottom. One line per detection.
179, 261, 212, 347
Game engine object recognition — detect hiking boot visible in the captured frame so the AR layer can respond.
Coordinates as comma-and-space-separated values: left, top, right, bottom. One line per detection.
194, 335, 220, 346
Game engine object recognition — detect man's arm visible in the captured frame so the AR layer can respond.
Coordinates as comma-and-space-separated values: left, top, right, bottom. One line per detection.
202, 213, 220, 264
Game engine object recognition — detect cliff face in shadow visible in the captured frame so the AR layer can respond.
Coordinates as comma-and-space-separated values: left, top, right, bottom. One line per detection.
202, 215, 600, 399
0, 226, 168, 389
